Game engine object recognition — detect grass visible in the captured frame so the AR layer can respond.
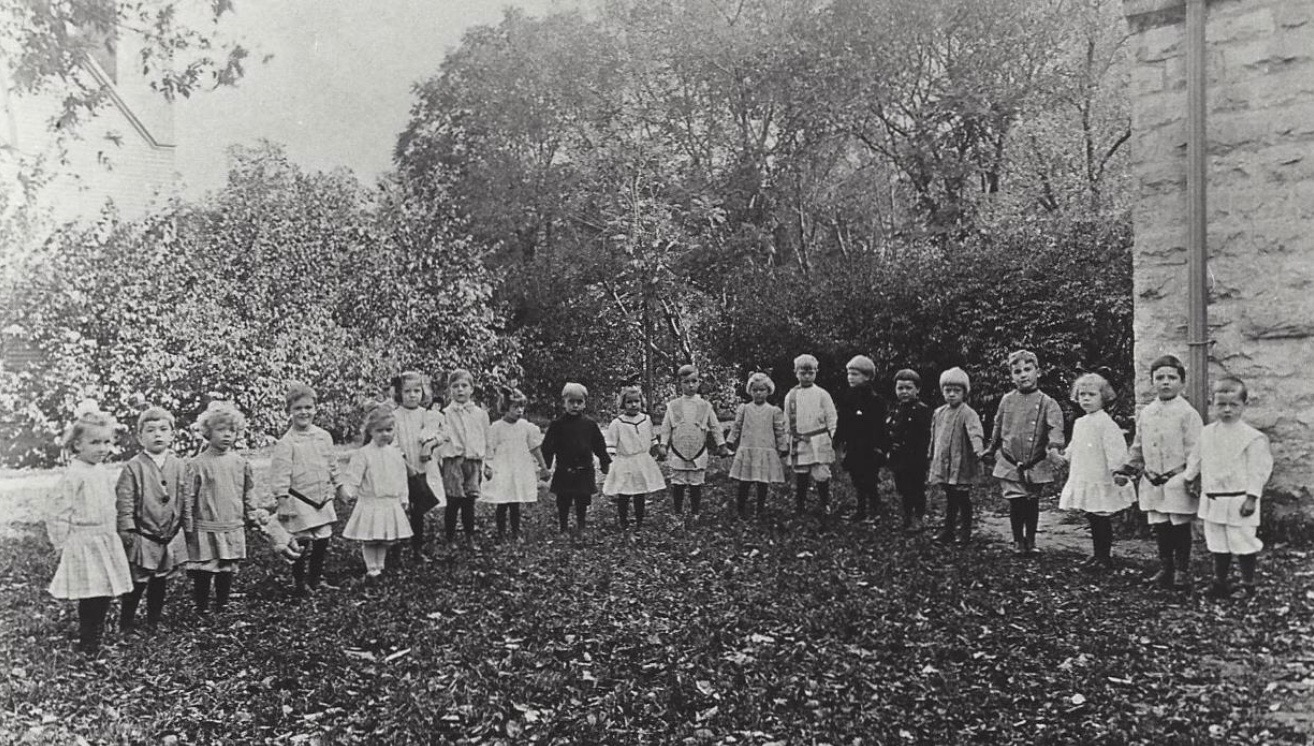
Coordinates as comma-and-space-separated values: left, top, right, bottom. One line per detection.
1, 471, 1312, 745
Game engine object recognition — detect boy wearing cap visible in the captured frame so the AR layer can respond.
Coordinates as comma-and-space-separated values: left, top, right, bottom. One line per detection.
986, 350, 1065, 556
833, 355, 891, 523
928, 367, 987, 545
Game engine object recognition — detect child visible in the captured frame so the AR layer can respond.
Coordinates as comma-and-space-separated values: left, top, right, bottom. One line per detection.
391, 372, 447, 559
1056, 373, 1135, 572
341, 403, 413, 578
440, 369, 489, 543
115, 406, 186, 632
987, 350, 1066, 556
1185, 377, 1273, 599
726, 372, 789, 518
887, 369, 933, 533
783, 354, 838, 515
833, 355, 891, 523
1127, 355, 1203, 589
182, 401, 260, 614
268, 382, 344, 597
542, 383, 611, 533
659, 365, 728, 519
479, 388, 546, 540
928, 368, 986, 545
604, 385, 666, 529
47, 402, 132, 654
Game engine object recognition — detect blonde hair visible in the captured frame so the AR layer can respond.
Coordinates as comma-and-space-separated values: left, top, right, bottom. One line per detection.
616, 385, 645, 411
361, 402, 396, 444
746, 371, 775, 396
793, 354, 819, 370
939, 367, 971, 395
1070, 373, 1116, 406
197, 401, 246, 438
62, 400, 118, 453
561, 382, 588, 401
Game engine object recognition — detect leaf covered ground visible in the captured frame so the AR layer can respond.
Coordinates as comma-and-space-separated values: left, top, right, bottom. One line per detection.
2, 477, 1313, 745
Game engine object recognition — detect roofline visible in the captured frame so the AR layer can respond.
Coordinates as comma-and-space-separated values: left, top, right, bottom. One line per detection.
82, 56, 175, 150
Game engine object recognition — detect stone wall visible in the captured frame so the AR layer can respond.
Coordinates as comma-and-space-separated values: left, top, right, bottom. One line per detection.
1124, 0, 1314, 504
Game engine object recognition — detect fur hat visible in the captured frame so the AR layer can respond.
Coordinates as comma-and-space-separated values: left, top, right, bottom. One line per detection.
845, 355, 876, 378
939, 367, 971, 395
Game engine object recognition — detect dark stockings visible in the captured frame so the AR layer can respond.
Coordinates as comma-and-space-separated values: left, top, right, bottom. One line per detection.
1008, 496, 1040, 544
77, 597, 111, 653
616, 495, 647, 528
495, 504, 523, 536
555, 493, 588, 531
120, 576, 167, 630
444, 497, 476, 541
1087, 514, 1113, 561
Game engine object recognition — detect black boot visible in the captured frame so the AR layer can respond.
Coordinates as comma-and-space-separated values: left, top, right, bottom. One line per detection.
1147, 524, 1174, 588
1237, 553, 1258, 597
1208, 553, 1233, 598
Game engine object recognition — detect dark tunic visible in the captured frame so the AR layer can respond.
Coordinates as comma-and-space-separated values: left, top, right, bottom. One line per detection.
887, 399, 933, 475
542, 413, 611, 495
832, 384, 891, 470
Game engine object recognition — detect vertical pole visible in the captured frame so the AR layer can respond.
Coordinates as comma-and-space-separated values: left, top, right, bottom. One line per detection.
1186, 0, 1210, 421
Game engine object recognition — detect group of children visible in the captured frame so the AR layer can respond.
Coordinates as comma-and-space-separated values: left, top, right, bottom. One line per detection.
45, 352, 1273, 655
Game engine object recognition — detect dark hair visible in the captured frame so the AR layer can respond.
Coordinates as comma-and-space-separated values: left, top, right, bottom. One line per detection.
894, 368, 922, 387
1148, 355, 1185, 380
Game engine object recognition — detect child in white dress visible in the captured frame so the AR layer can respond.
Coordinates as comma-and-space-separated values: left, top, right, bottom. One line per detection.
480, 388, 546, 540
342, 404, 413, 579
47, 402, 132, 654
1057, 373, 1135, 572
603, 386, 665, 529
727, 372, 788, 518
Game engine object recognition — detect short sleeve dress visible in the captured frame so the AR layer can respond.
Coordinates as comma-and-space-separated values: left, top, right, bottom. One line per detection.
47, 460, 133, 599
342, 443, 414, 542
603, 414, 666, 496
479, 419, 544, 504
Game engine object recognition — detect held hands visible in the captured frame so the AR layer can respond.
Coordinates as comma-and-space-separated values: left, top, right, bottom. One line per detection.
1240, 495, 1258, 517
276, 536, 303, 563
483, 465, 494, 481
335, 484, 348, 502
1113, 474, 1130, 487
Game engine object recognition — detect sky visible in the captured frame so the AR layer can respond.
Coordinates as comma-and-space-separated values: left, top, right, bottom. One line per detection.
175, 0, 576, 197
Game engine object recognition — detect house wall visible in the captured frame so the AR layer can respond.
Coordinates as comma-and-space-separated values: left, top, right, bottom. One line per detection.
1123, 0, 1314, 504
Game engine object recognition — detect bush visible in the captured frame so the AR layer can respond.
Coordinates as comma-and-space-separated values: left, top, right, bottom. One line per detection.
0, 146, 516, 467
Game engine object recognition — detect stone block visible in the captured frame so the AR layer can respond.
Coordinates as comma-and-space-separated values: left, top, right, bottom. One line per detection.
1138, 23, 1184, 62
1130, 61, 1169, 97
1207, 5, 1275, 44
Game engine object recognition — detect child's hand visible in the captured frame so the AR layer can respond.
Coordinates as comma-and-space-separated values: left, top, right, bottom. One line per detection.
717, 444, 731, 458
1240, 495, 1258, 517
336, 484, 348, 502
1113, 474, 1129, 487
483, 465, 493, 481
656, 445, 668, 460
120, 532, 133, 553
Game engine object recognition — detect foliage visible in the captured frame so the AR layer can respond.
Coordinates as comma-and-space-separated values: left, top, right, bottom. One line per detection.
0, 144, 514, 466
394, 1, 1135, 416
0, 472, 1309, 744
711, 215, 1135, 426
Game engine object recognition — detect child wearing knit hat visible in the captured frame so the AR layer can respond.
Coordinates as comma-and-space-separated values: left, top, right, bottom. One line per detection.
928, 367, 987, 546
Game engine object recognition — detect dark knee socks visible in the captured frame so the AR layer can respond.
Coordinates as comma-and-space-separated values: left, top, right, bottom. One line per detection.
121, 582, 145, 630
756, 483, 768, 515
410, 504, 429, 551
120, 577, 168, 629
495, 504, 522, 535
1010, 496, 1039, 543
1155, 523, 1174, 574
689, 486, 702, 515
672, 485, 687, 515
1088, 514, 1113, 560
444, 498, 475, 540
78, 597, 111, 652
555, 494, 587, 530
1238, 553, 1257, 585
736, 481, 750, 516
794, 473, 809, 513
633, 495, 645, 525
213, 572, 232, 610
190, 570, 212, 613
556, 494, 572, 530
1173, 522, 1192, 569
941, 487, 972, 537
617, 496, 630, 527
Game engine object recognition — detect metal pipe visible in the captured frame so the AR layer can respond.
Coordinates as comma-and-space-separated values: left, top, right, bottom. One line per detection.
1186, 0, 1210, 420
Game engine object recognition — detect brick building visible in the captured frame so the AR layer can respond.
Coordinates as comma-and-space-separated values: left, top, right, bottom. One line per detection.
1123, 0, 1313, 506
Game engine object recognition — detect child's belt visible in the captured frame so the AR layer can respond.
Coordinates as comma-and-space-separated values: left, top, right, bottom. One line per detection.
1205, 491, 1248, 499
134, 528, 179, 545
284, 487, 332, 510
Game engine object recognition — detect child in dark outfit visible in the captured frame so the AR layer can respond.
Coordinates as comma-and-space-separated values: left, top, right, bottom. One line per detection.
833, 355, 891, 523
541, 382, 611, 533
887, 369, 933, 533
